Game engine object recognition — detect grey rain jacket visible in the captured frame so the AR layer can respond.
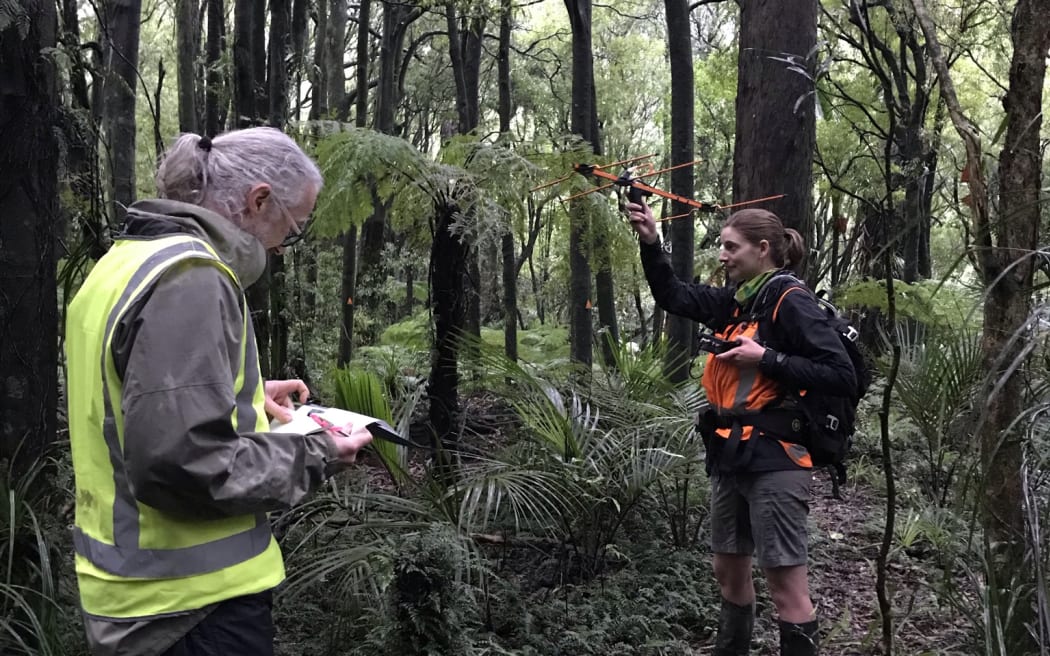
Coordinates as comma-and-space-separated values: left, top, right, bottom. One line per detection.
111, 198, 337, 519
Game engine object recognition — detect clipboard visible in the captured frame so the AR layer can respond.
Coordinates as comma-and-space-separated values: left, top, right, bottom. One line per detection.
270, 404, 424, 448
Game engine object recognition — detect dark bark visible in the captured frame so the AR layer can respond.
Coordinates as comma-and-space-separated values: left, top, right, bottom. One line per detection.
359, 3, 420, 314
564, 0, 598, 369
428, 202, 468, 449
0, 0, 59, 469
59, 0, 105, 260
980, 0, 1049, 651
269, 0, 291, 128
204, 0, 226, 135
326, 0, 347, 120
310, 0, 329, 119
337, 0, 369, 365
428, 1, 482, 449
99, 0, 142, 223
663, 0, 695, 382
266, 0, 292, 377
233, 0, 256, 127
175, 0, 200, 133
499, 0, 517, 361
252, 0, 267, 117
732, 0, 815, 264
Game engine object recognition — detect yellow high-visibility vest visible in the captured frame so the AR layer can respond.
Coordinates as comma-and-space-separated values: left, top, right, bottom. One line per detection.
66, 234, 284, 619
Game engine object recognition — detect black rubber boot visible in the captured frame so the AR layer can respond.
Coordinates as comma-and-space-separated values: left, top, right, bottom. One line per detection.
778, 619, 819, 656
712, 598, 754, 656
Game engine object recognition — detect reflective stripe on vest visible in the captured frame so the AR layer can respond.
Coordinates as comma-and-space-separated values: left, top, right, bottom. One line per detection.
71, 237, 270, 578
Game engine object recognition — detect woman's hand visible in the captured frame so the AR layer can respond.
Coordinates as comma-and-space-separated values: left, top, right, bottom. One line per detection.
264, 379, 310, 423
715, 335, 765, 367
625, 201, 659, 245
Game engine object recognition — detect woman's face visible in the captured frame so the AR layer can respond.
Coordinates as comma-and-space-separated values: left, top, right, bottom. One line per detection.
718, 226, 771, 282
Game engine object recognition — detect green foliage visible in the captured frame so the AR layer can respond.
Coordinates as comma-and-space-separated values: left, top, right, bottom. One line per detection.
331, 368, 406, 480
0, 453, 67, 656
880, 322, 983, 506
483, 547, 713, 655
840, 279, 981, 329
375, 527, 478, 656
313, 128, 434, 239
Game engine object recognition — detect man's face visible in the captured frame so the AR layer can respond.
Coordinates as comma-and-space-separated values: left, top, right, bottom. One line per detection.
243, 183, 318, 254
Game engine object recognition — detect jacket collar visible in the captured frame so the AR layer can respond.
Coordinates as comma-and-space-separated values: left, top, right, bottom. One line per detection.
121, 199, 268, 287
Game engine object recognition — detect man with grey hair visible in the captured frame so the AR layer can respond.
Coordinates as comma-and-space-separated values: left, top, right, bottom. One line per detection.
65, 127, 371, 656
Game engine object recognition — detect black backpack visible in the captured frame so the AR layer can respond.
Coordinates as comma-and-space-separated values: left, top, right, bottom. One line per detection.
751, 275, 870, 477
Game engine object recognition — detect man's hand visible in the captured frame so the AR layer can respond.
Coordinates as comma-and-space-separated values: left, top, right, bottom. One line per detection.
625, 201, 659, 245
264, 379, 310, 423
327, 423, 374, 464
715, 335, 765, 367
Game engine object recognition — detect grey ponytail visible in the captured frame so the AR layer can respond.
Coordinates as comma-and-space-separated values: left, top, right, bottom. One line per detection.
155, 127, 322, 222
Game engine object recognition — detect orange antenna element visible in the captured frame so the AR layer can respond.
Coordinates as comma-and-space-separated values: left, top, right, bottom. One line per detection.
346, 296, 354, 305
585, 299, 593, 310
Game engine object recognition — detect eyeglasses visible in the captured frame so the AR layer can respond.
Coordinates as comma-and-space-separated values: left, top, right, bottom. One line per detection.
273, 197, 312, 248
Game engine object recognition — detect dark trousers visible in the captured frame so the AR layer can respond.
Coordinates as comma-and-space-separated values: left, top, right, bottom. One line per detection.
162, 591, 274, 656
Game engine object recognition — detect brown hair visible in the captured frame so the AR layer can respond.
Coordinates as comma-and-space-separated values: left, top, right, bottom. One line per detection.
724, 209, 805, 273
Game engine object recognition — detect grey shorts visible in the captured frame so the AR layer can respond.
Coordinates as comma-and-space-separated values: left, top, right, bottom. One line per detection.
710, 469, 812, 568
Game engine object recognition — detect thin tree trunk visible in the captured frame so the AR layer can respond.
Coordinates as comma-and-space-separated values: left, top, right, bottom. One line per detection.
100, 0, 143, 224
204, 0, 226, 135
268, 0, 291, 377
337, 0, 368, 365
564, 0, 597, 370
233, 0, 256, 127
310, 0, 329, 119
0, 0, 59, 470
175, 0, 200, 133
663, 0, 695, 383
326, 0, 347, 121
498, 0, 517, 360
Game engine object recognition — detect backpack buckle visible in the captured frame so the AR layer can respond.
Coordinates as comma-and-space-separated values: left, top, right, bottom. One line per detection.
843, 325, 859, 342
825, 414, 839, 431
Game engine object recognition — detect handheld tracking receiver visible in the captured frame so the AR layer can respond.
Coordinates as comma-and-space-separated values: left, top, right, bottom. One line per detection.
697, 333, 740, 355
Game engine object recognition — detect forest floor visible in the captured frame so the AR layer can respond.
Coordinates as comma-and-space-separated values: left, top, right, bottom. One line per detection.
269, 392, 981, 656
732, 473, 975, 656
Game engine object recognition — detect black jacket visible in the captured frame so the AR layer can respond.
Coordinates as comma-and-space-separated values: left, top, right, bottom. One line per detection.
639, 240, 856, 471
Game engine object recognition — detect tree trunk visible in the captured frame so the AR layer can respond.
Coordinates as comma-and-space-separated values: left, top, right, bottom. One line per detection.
267, 0, 291, 378
99, 0, 142, 224
564, 0, 598, 370
60, 0, 105, 260
358, 3, 417, 314
310, 0, 329, 119
911, 0, 1048, 651
0, 0, 59, 470
252, 0, 267, 117
233, 0, 256, 127
980, 1, 1049, 651
236, 0, 269, 372
732, 0, 816, 257
663, 0, 695, 383
428, 1, 481, 449
499, 0, 517, 361
204, 0, 226, 135
269, 0, 291, 129
337, 0, 369, 364
326, 0, 347, 121
428, 202, 468, 449
175, 0, 200, 133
